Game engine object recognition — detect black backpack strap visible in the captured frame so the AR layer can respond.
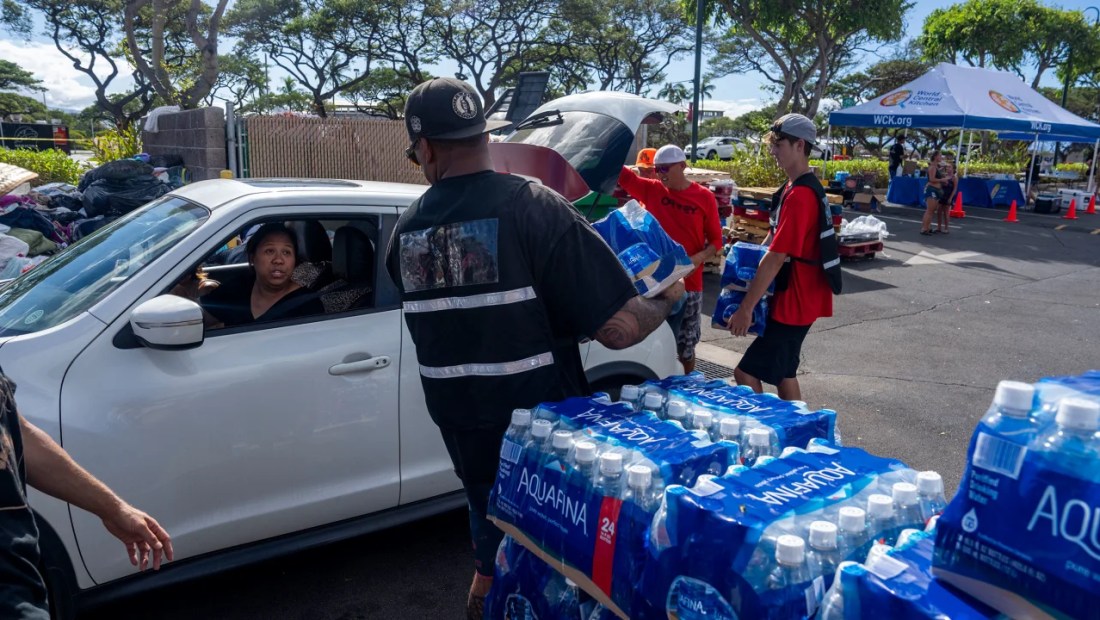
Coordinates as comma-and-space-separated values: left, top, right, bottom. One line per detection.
781, 172, 843, 295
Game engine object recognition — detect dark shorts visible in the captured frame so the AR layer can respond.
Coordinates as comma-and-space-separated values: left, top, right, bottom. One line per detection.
439, 426, 507, 576
923, 184, 943, 203
736, 317, 812, 386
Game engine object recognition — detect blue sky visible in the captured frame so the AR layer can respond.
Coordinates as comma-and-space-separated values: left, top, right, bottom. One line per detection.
1, 0, 1096, 113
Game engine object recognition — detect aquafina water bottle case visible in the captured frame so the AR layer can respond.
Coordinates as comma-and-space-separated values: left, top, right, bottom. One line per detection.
488, 395, 739, 617
933, 372, 1100, 620
591, 199, 695, 299
642, 446, 920, 620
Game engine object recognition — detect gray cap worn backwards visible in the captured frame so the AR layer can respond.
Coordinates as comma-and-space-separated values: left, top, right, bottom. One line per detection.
771, 113, 817, 145
403, 77, 511, 142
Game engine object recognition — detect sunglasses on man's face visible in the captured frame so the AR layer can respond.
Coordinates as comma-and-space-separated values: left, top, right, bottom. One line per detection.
405, 138, 420, 166
655, 164, 675, 174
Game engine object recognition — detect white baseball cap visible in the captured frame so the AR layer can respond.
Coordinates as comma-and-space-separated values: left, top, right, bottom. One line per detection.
654, 144, 687, 166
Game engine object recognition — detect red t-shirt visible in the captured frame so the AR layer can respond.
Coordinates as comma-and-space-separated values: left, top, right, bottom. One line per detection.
769, 184, 834, 326
617, 167, 723, 292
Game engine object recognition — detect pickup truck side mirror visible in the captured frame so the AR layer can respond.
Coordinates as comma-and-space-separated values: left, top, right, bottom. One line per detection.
130, 295, 204, 350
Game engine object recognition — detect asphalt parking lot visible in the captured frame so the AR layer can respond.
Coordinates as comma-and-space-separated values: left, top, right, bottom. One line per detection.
83, 201, 1100, 619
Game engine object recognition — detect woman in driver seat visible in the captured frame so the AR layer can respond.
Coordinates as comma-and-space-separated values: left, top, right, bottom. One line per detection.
179, 223, 323, 328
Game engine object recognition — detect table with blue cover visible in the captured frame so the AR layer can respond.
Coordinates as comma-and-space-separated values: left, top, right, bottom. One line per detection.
887, 176, 1025, 208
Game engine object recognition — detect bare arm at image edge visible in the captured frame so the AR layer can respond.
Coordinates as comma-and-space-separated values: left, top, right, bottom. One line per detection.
20, 415, 174, 571
594, 280, 685, 350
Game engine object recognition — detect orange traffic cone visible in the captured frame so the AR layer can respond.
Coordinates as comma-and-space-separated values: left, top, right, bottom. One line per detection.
1004, 200, 1019, 223
1063, 198, 1078, 220
949, 192, 965, 218
1087, 194, 1096, 215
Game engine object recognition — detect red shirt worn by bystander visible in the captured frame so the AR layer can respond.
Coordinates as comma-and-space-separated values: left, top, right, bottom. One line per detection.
617, 167, 723, 292
769, 184, 833, 326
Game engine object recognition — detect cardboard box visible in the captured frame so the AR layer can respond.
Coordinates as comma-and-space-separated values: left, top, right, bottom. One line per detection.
852, 192, 878, 212
903, 160, 919, 175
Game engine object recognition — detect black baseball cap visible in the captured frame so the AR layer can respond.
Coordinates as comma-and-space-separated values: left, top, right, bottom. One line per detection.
404, 78, 511, 141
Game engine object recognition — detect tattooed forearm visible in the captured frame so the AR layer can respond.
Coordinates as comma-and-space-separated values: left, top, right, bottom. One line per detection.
594, 294, 678, 350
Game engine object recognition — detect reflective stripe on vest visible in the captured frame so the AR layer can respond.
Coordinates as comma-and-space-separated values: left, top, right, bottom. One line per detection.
403, 286, 537, 313
419, 351, 555, 379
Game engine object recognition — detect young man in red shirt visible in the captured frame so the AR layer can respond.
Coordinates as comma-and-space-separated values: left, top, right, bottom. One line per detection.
619, 144, 723, 373
727, 114, 834, 400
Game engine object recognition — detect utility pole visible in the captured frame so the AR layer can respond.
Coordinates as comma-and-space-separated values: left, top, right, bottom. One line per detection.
690, 0, 704, 165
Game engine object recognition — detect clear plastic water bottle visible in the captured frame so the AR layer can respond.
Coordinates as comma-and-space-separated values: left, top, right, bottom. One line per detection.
892, 482, 923, 530
767, 535, 811, 591
596, 452, 625, 498
642, 392, 666, 418
867, 494, 899, 545
573, 440, 598, 484
780, 446, 807, 458
807, 521, 841, 588
718, 417, 741, 442
556, 578, 582, 620
551, 430, 574, 462
530, 418, 553, 453
982, 380, 1039, 443
692, 410, 715, 439
916, 471, 947, 524
620, 384, 643, 410
837, 506, 870, 562
1032, 397, 1100, 480
666, 400, 689, 429
725, 463, 750, 476
743, 427, 774, 462
807, 438, 840, 454
819, 561, 858, 620
624, 464, 658, 512
505, 408, 532, 444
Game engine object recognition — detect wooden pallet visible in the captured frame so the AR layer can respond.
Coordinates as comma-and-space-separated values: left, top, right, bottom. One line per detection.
838, 240, 883, 260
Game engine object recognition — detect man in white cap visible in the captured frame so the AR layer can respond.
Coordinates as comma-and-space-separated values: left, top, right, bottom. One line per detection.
727, 113, 840, 400
386, 78, 684, 619
618, 144, 723, 373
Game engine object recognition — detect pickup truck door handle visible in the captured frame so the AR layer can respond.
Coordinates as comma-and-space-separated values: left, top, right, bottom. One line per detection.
329, 355, 391, 376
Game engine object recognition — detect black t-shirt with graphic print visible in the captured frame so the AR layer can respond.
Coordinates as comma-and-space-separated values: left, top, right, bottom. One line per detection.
385, 171, 637, 431
0, 374, 49, 619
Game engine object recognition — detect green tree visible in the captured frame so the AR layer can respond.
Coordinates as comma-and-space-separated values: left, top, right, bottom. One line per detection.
699, 0, 911, 116
0, 60, 44, 92
700, 115, 737, 139
553, 0, 693, 95
227, 0, 389, 117
428, 0, 563, 109
3, 0, 157, 130
657, 81, 690, 104
122, 0, 230, 109
919, 0, 1028, 71
203, 52, 269, 109
242, 76, 314, 114
341, 68, 426, 119
0, 93, 48, 121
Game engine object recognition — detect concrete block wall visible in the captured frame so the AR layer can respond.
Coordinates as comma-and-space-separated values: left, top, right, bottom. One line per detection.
141, 107, 227, 182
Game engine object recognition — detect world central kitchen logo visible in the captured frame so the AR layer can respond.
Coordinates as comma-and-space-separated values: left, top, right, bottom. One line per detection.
879, 90, 912, 107
989, 90, 1021, 113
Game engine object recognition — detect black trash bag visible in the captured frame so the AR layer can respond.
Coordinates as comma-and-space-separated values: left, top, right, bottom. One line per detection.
78, 159, 155, 191
48, 193, 84, 212
82, 176, 171, 218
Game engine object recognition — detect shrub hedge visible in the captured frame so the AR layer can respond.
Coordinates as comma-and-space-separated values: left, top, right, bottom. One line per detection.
0, 148, 87, 186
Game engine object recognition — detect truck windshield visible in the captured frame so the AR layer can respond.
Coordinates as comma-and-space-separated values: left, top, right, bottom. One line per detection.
0, 196, 208, 337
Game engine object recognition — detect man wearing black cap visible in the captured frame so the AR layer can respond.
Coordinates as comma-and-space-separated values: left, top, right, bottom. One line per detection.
889, 134, 907, 179
727, 113, 837, 401
385, 78, 683, 618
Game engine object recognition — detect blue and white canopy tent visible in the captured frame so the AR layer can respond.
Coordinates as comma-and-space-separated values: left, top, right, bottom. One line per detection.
828, 63, 1100, 198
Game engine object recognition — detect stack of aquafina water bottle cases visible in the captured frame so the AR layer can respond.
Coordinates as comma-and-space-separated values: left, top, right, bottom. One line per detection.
486, 372, 845, 618
712, 241, 771, 336
643, 439, 944, 619
932, 370, 1100, 620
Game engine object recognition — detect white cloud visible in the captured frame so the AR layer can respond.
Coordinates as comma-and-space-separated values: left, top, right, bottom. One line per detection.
0, 39, 134, 110
703, 99, 767, 118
